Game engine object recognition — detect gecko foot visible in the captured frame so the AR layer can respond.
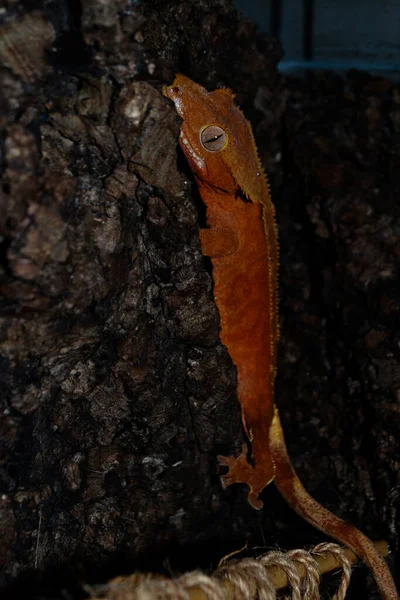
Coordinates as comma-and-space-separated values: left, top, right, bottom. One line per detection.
218, 443, 250, 488
217, 443, 271, 510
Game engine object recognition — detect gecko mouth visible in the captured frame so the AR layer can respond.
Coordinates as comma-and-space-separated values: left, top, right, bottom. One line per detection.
179, 130, 206, 171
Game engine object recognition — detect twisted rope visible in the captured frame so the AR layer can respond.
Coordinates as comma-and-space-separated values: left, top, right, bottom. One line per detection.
313, 542, 352, 600
286, 548, 320, 600
86, 540, 389, 600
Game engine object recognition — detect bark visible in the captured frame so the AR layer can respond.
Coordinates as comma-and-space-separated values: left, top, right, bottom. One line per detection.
0, 1, 398, 599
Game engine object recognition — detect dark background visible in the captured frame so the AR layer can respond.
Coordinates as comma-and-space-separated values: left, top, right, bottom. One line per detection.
235, 0, 400, 74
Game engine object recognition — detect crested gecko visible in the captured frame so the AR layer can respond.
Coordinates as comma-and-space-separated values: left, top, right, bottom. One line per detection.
163, 74, 398, 600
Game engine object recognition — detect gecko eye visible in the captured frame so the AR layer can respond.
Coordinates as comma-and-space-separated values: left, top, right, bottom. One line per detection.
200, 125, 227, 152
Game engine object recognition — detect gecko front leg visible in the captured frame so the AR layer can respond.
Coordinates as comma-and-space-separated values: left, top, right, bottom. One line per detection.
199, 227, 238, 258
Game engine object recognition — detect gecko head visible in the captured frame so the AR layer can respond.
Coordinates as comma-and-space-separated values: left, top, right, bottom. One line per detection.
163, 74, 270, 206
163, 74, 238, 193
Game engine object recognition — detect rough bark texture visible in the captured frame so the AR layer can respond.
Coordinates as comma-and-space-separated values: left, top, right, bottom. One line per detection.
0, 1, 398, 599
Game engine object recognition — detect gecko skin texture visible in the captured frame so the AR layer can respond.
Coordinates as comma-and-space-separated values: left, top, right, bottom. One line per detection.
163, 75, 398, 600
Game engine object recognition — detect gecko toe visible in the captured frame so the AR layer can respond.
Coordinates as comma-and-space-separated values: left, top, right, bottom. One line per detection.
248, 493, 263, 510
217, 454, 234, 468
220, 474, 229, 489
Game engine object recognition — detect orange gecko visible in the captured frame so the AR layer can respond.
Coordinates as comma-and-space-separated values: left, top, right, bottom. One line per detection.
163, 74, 398, 600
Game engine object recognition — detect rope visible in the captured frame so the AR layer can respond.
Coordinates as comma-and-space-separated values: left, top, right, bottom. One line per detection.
86, 540, 389, 600
286, 548, 320, 600
313, 543, 352, 600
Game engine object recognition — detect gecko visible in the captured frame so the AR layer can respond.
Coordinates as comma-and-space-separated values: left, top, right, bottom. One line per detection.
163, 74, 398, 600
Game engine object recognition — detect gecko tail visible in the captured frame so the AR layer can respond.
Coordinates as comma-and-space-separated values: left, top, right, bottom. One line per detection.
269, 408, 399, 600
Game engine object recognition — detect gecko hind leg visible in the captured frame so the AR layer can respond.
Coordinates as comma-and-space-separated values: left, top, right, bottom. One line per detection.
218, 443, 271, 510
